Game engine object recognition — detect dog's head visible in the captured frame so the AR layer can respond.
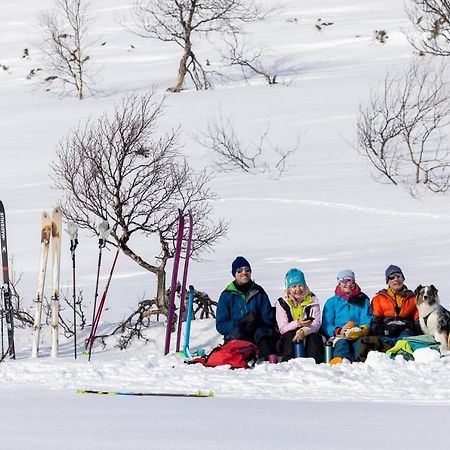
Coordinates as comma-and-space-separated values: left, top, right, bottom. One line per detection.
414, 284, 439, 306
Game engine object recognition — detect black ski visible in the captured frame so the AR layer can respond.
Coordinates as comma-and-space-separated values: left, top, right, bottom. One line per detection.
0, 201, 15, 359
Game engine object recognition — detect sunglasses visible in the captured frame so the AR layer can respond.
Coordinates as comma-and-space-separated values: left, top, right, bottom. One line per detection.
388, 273, 403, 281
236, 267, 251, 274
339, 278, 355, 285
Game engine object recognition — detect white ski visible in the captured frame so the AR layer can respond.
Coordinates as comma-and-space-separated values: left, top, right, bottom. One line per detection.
31, 212, 52, 358
50, 207, 62, 358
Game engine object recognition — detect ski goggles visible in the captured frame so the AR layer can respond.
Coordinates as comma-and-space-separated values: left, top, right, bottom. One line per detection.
339, 278, 355, 285
236, 267, 251, 274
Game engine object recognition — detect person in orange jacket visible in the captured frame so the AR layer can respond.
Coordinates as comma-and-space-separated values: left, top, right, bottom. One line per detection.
371, 265, 421, 338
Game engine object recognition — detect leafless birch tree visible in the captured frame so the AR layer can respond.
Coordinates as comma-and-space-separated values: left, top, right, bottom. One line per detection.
357, 59, 450, 193
130, 0, 272, 92
38, 0, 95, 99
51, 90, 227, 317
406, 0, 450, 56
198, 113, 301, 178
222, 33, 277, 85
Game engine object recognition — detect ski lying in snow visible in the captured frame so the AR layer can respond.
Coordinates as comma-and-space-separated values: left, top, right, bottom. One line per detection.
0, 201, 15, 359
50, 207, 62, 358
31, 211, 52, 358
77, 389, 214, 398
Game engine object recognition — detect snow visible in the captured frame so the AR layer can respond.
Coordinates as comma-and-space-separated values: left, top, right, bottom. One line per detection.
2, 0, 450, 448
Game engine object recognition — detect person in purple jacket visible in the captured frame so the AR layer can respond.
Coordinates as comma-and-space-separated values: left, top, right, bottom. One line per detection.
275, 268, 324, 363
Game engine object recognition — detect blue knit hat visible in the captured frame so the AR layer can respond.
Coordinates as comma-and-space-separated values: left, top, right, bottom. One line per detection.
385, 264, 404, 283
285, 268, 306, 288
231, 256, 251, 276
337, 269, 355, 281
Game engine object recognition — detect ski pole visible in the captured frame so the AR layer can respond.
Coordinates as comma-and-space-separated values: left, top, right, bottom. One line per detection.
88, 244, 120, 361
183, 285, 195, 358
164, 210, 185, 355
66, 222, 78, 359
176, 212, 193, 352
87, 221, 110, 353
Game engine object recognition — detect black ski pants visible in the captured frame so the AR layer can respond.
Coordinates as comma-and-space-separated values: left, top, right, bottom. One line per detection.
279, 330, 324, 364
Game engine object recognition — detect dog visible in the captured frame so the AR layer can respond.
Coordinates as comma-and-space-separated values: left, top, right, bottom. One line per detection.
414, 285, 450, 351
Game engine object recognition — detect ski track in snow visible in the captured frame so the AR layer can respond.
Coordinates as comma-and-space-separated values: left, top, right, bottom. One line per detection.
219, 197, 450, 220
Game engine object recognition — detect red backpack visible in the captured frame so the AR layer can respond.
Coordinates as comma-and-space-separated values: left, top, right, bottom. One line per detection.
187, 339, 258, 369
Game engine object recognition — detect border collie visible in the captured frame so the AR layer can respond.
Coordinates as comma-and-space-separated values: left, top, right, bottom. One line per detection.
414, 285, 450, 351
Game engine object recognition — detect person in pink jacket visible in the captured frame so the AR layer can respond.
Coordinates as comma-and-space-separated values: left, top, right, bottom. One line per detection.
275, 268, 324, 363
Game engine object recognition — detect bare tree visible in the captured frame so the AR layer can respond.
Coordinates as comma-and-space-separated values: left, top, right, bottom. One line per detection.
130, 0, 272, 92
406, 0, 450, 56
357, 59, 450, 193
93, 283, 216, 349
51, 90, 227, 318
37, 0, 96, 99
198, 112, 301, 178
222, 33, 277, 85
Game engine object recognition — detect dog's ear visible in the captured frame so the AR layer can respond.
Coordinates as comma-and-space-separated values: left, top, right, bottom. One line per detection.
430, 284, 438, 294
414, 285, 423, 297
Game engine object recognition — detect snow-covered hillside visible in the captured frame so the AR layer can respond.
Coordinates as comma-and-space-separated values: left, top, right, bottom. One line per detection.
2, 0, 450, 448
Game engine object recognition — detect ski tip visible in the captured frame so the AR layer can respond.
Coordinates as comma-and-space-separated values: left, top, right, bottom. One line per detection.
77, 389, 116, 395
196, 390, 214, 397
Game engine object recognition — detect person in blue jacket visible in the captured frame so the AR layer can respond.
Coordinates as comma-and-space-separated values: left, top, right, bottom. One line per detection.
321, 269, 372, 363
216, 256, 275, 360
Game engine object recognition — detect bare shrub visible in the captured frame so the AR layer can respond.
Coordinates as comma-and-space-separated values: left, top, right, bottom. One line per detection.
198, 113, 301, 178
357, 58, 450, 194
406, 0, 450, 56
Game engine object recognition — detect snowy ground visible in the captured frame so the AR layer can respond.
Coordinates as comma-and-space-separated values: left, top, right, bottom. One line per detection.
2, 0, 450, 448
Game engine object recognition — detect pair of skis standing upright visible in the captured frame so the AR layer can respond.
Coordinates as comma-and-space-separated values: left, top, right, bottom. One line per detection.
31, 207, 63, 358
0, 203, 64, 360
164, 210, 196, 357
0, 201, 15, 360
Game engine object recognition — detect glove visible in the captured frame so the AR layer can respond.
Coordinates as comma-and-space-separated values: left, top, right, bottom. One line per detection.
345, 327, 364, 340
386, 320, 407, 338
345, 324, 369, 340
236, 312, 257, 335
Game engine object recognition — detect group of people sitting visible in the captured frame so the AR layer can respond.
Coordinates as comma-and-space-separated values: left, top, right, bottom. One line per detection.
215, 256, 421, 364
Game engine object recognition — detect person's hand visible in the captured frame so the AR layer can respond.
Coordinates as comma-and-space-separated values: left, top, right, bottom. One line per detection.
293, 328, 305, 342
236, 312, 257, 335
344, 324, 369, 340
345, 327, 363, 340
341, 321, 355, 336
297, 318, 312, 327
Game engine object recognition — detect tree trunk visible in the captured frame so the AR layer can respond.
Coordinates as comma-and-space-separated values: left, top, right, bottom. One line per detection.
168, 49, 190, 92
156, 267, 167, 313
